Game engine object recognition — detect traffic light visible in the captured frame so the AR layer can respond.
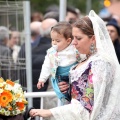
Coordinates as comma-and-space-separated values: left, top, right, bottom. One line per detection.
104, 0, 111, 7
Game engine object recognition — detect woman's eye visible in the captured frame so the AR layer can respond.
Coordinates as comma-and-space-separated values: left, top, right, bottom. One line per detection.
76, 37, 81, 40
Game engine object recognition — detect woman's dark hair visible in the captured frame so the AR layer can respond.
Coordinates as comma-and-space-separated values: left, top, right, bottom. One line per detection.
51, 21, 72, 39
73, 16, 94, 37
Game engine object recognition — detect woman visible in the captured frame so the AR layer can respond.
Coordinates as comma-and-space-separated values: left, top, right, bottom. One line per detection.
30, 10, 120, 120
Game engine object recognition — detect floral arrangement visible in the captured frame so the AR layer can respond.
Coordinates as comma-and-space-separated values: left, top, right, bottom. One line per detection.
0, 77, 28, 116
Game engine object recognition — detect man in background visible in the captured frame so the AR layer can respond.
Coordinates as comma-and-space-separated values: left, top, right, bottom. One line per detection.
106, 18, 120, 63
0, 26, 14, 80
18, 19, 57, 112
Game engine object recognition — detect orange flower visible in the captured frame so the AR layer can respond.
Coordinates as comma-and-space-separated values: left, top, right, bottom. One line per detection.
0, 90, 13, 107
16, 102, 25, 110
6, 80, 15, 86
8, 107, 13, 111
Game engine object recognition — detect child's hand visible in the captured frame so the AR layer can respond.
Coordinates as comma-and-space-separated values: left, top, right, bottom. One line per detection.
37, 81, 44, 89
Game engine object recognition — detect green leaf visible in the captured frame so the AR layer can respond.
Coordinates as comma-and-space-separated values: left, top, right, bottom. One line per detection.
14, 80, 20, 84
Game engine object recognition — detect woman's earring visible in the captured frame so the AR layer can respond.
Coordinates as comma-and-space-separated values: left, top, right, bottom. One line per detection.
90, 43, 96, 54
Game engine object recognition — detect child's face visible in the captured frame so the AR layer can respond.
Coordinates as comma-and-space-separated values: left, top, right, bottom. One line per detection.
51, 30, 71, 52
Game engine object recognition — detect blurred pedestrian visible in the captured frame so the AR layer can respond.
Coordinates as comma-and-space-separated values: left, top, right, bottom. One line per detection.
7, 29, 20, 63
66, 6, 80, 25
0, 26, 14, 80
106, 18, 120, 63
31, 12, 43, 22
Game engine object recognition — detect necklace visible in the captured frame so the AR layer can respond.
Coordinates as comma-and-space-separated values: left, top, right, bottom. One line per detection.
80, 50, 97, 63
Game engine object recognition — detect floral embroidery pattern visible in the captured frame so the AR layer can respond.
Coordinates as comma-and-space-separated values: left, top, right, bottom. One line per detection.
47, 47, 60, 78
71, 62, 94, 112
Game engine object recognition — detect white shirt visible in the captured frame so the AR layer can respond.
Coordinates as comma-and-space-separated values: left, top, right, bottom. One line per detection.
38, 44, 78, 82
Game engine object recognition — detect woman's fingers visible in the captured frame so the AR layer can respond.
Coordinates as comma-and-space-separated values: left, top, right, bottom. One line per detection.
30, 109, 40, 117
58, 82, 69, 93
32, 112, 39, 117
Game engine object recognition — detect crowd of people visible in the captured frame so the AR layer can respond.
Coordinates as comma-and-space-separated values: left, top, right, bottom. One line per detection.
0, 3, 120, 120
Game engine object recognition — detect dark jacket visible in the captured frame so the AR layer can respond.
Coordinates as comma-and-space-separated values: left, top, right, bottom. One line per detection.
17, 36, 51, 108
0, 44, 14, 80
114, 39, 120, 64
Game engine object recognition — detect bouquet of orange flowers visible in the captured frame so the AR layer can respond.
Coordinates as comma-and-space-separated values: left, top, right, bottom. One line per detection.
0, 77, 28, 116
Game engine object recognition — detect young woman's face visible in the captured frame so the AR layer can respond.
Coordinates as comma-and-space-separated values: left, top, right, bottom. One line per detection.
50, 30, 71, 52
72, 27, 95, 55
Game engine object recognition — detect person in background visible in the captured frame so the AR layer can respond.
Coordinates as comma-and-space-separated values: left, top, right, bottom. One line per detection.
18, 18, 58, 112
31, 12, 43, 22
30, 10, 120, 120
39, 18, 58, 38
31, 18, 58, 112
65, 6, 80, 25
43, 11, 59, 22
30, 21, 41, 48
7, 29, 20, 63
106, 18, 120, 63
44, 4, 59, 22
0, 26, 14, 80
18, 21, 43, 109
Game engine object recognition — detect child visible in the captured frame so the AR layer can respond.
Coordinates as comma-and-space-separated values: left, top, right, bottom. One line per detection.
37, 22, 84, 105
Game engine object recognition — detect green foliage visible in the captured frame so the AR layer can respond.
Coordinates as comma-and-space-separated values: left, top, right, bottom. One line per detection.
7, 0, 103, 15
30, 0, 59, 14
30, 0, 102, 15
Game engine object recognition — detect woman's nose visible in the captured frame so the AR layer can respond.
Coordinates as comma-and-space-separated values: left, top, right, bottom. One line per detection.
72, 38, 76, 45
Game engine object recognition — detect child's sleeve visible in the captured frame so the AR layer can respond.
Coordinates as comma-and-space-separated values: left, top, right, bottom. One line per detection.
38, 53, 51, 82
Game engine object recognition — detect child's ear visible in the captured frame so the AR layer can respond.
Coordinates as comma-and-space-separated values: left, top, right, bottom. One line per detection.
67, 38, 72, 44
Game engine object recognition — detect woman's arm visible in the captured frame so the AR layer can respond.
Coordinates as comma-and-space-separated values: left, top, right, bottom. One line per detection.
30, 109, 52, 118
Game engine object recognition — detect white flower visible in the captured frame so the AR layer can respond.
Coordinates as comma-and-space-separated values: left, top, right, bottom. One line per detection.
12, 83, 21, 93
0, 108, 5, 114
4, 84, 13, 91
5, 110, 10, 116
0, 83, 4, 87
12, 110, 17, 115
16, 109, 21, 114
0, 88, 3, 93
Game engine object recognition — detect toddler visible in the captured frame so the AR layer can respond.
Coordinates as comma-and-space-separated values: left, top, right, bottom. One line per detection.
37, 21, 84, 105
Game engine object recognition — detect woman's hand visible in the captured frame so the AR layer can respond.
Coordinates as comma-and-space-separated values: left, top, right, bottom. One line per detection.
58, 81, 70, 93
30, 109, 52, 118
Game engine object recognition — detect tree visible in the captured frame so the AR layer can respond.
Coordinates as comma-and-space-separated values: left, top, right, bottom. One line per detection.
30, 0, 103, 15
